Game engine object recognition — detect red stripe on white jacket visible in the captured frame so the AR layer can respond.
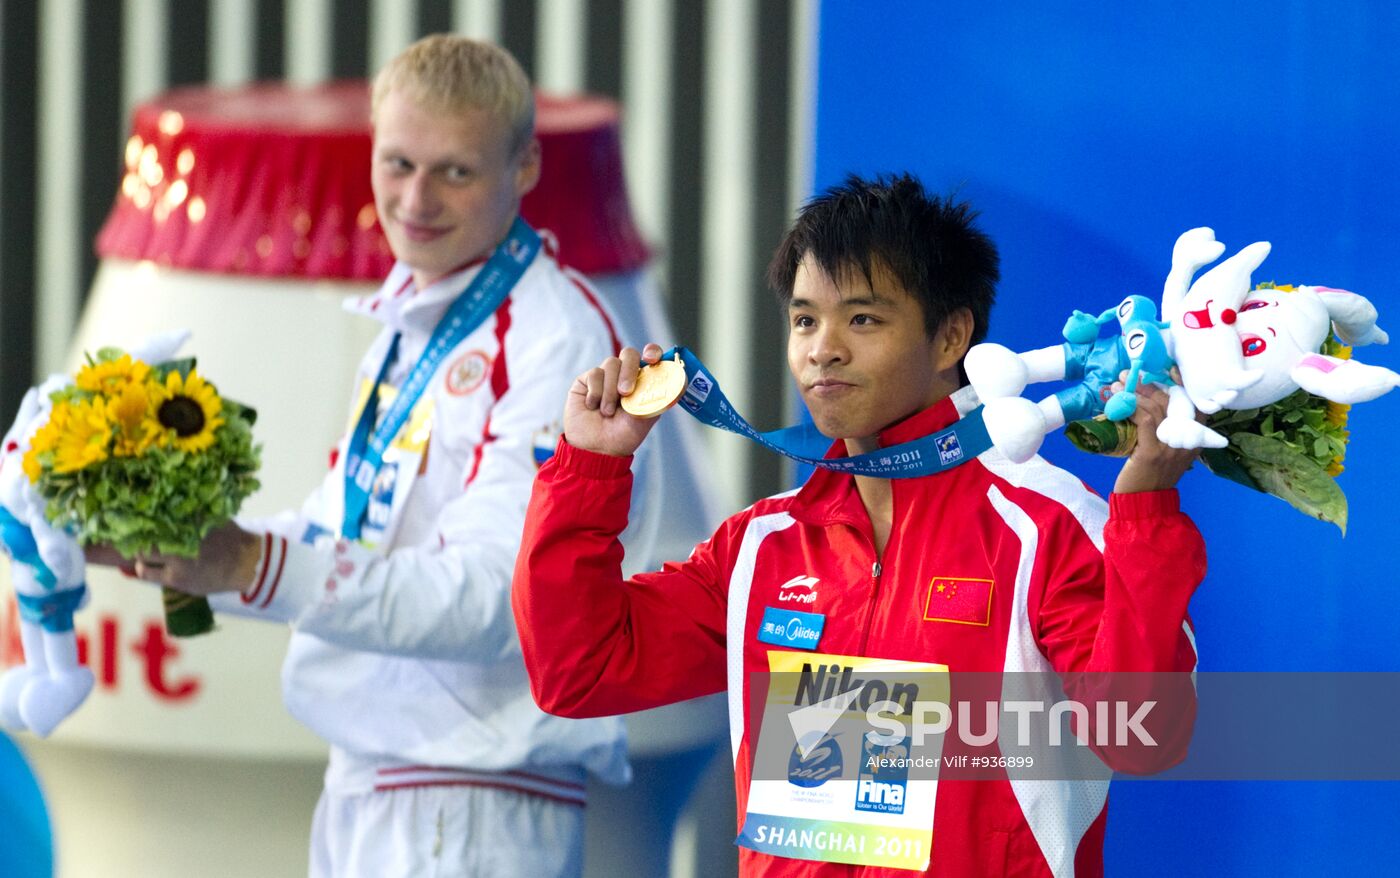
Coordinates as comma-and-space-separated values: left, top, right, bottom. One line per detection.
371, 765, 586, 806
464, 298, 513, 487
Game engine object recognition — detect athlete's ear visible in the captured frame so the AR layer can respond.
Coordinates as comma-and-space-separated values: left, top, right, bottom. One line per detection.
934, 308, 974, 373
514, 137, 542, 199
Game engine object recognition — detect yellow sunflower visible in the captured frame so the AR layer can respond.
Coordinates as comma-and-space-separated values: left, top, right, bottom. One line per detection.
151, 369, 224, 453
76, 354, 152, 397
20, 450, 41, 482
1319, 335, 1353, 477
21, 408, 66, 481
107, 379, 165, 457
52, 398, 113, 474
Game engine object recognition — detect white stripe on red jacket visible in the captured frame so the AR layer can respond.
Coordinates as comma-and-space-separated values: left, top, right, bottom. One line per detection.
513, 386, 1206, 877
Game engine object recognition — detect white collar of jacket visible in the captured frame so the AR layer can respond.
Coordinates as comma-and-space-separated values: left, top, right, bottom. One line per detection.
344, 255, 493, 334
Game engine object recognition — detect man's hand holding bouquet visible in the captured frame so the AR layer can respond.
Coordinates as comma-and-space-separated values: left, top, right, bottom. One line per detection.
0, 331, 259, 735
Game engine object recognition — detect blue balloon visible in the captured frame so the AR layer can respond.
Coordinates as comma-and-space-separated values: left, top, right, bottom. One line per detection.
0, 731, 52, 878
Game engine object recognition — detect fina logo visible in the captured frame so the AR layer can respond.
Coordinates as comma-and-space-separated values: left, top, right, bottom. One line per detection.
855, 738, 908, 815
935, 430, 963, 466
788, 732, 843, 788
855, 777, 907, 814
686, 372, 713, 405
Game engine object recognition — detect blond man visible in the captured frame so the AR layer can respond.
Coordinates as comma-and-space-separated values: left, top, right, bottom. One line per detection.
92, 36, 629, 877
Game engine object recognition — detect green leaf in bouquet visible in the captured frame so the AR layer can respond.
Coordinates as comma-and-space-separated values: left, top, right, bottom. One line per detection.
100, 511, 144, 539
1232, 433, 1348, 534
156, 536, 196, 556
152, 357, 197, 381
219, 397, 259, 427
1198, 447, 1263, 493
1213, 406, 1260, 428
1065, 416, 1136, 457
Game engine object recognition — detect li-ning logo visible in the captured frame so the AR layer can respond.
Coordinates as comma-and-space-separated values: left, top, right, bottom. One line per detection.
935, 431, 963, 465
778, 575, 819, 604
506, 237, 530, 263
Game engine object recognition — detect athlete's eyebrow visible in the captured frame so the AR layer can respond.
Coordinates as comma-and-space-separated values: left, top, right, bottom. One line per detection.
788, 294, 888, 309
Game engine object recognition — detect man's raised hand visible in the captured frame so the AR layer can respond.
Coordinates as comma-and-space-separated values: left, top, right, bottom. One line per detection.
563, 343, 666, 457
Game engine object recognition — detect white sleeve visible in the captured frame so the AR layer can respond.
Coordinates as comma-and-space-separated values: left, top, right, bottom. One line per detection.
205, 505, 320, 622
212, 324, 608, 663
207, 361, 371, 623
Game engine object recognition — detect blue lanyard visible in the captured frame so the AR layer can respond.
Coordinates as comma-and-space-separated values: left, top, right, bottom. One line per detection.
342, 218, 541, 538
666, 347, 991, 478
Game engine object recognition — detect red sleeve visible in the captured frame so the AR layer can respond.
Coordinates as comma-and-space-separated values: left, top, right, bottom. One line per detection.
1094, 490, 1204, 672
1033, 488, 1206, 773
511, 438, 733, 718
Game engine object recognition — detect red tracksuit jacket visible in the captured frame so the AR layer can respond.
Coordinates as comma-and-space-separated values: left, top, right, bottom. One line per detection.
513, 395, 1206, 877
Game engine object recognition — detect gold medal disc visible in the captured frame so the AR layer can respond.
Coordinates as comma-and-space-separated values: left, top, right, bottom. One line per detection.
621, 356, 688, 419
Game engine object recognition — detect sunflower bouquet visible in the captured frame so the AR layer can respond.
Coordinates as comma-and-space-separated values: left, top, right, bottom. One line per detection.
21, 347, 261, 635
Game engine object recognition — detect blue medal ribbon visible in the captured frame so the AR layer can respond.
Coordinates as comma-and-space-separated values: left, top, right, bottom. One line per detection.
665, 346, 991, 478
343, 218, 541, 538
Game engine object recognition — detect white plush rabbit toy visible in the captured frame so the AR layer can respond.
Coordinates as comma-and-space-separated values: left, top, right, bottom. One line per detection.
1163, 228, 1399, 415
966, 228, 1400, 464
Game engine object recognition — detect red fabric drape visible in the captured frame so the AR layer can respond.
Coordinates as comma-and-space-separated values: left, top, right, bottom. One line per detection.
96, 82, 650, 281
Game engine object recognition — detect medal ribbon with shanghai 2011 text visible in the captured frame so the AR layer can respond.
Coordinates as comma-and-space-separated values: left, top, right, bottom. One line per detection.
342, 217, 541, 539
657, 346, 992, 478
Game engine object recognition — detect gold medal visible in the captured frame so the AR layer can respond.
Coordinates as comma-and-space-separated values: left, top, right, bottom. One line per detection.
621, 354, 688, 419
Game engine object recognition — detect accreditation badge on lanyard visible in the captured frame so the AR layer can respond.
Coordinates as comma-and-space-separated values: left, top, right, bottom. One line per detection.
737, 651, 949, 871
342, 380, 435, 548
341, 218, 541, 542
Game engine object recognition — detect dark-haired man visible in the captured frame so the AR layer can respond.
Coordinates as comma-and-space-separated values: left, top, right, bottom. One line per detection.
512, 174, 1205, 876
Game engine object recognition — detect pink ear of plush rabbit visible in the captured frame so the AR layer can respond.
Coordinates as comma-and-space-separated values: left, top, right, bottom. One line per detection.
1162, 227, 1400, 417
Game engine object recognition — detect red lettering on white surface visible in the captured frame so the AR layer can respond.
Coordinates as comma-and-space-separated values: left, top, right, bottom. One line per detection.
2, 596, 22, 666
76, 616, 118, 688
133, 623, 200, 701
99, 617, 119, 688
2, 602, 203, 703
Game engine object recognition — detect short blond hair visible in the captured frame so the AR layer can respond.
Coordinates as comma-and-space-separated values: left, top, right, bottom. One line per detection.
372, 35, 535, 155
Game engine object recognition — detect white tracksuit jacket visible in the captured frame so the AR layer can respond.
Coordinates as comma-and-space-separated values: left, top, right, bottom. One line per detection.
211, 244, 631, 803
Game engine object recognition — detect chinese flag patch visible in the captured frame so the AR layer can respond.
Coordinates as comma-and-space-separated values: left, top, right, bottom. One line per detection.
923, 577, 995, 626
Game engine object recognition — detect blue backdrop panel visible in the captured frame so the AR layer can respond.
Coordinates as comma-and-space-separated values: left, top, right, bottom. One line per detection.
814, 2, 1400, 874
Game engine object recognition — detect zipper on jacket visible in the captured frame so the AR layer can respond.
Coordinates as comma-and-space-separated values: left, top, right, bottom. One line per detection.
858, 560, 883, 655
